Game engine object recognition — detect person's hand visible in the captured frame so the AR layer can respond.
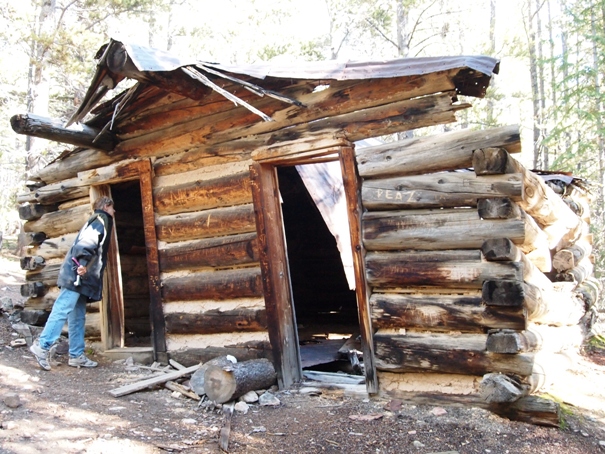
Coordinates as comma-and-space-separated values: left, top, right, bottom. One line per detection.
77, 265, 87, 276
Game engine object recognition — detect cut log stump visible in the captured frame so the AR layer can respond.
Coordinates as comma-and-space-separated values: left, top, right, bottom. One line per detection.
205, 358, 277, 404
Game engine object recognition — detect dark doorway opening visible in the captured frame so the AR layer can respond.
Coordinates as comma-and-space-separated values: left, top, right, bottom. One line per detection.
277, 166, 362, 376
111, 180, 151, 347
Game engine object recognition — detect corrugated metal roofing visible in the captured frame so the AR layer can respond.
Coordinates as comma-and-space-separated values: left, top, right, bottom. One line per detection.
120, 39, 499, 81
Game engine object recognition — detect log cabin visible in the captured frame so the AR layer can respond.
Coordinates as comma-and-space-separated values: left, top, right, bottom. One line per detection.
11, 39, 597, 425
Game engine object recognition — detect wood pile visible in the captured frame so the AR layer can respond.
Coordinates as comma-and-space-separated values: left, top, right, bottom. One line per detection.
356, 124, 597, 425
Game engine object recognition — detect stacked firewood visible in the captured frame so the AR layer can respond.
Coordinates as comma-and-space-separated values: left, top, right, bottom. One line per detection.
355, 124, 597, 424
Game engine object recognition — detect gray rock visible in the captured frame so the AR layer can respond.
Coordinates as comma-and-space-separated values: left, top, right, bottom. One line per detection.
598, 440, 605, 450
234, 401, 249, 414
259, 392, 280, 406
239, 391, 259, 403
412, 440, 425, 448
3, 393, 21, 409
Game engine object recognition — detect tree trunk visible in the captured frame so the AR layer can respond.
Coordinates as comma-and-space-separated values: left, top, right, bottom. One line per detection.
204, 358, 277, 403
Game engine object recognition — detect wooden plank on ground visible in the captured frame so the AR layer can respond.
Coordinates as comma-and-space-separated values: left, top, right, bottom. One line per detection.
108, 364, 201, 397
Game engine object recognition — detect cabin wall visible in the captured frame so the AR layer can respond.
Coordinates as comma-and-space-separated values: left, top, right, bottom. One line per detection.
355, 124, 596, 403
153, 159, 272, 364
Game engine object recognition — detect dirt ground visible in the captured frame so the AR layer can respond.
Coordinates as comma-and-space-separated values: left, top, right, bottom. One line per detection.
2, 250, 605, 453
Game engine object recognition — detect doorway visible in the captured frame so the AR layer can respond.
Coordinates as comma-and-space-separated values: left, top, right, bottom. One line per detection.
277, 165, 363, 376
110, 180, 151, 347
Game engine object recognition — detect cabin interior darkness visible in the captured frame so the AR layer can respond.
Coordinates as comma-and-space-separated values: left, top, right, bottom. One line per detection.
277, 166, 362, 374
110, 181, 151, 346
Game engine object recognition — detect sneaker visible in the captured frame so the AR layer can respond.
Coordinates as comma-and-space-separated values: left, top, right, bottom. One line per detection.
68, 354, 98, 368
30, 340, 51, 371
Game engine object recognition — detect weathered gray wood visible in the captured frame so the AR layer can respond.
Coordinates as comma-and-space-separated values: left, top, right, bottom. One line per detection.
20, 256, 45, 271
489, 396, 561, 427
33, 177, 90, 204
164, 308, 267, 334
473, 147, 583, 250
108, 364, 201, 397
356, 124, 521, 178
204, 358, 277, 404
374, 333, 534, 376
371, 293, 525, 332
10, 113, 118, 151
552, 240, 592, 272
361, 172, 523, 210
363, 208, 526, 251
24, 204, 91, 239
29, 232, 78, 260
18, 203, 58, 221
366, 251, 523, 289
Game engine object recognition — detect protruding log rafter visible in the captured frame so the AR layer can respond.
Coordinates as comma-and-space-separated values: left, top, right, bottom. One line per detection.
18, 203, 58, 221
10, 113, 118, 152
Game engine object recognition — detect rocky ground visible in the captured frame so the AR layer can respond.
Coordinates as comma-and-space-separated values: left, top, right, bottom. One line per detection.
1, 246, 605, 453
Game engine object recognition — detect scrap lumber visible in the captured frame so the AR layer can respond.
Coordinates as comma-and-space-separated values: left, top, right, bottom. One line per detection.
219, 402, 235, 452
165, 381, 201, 400
108, 364, 201, 397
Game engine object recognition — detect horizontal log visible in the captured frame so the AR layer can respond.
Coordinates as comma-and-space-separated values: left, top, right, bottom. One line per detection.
374, 332, 534, 376
155, 203, 256, 243
366, 251, 522, 289
489, 395, 560, 427
362, 172, 523, 210
16, 190, 37, 204
159, 233, 259, 272
77, 158, 143, 186
24, 204, 91, 239
117, 69, 469, 158
34, 148, 120, 185
58, 197, 90, 210
357, 125, 520, 179
363, 208, 525, 251
30, 232, 78, 260
153, 171, 253, 215
473, 148, 582, 250
165, 308, 267, 335
26, 232, 48, 246
518, 212, 551, 272
162, 267, 263, 302
370, 293, 525, 332
25, 264, 61, 286
10, 113, 117, 151
167, 343, 273, 366
18, 203, 58, 221
24, 287, 60, 311
576, 277, 600, 309
33, 177, 90, 204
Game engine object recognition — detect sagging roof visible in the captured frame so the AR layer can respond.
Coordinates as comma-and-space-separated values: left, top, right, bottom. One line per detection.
68, 39, 500, 127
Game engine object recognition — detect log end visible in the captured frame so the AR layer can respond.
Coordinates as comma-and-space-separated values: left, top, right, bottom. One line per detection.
205, 365, 237, 404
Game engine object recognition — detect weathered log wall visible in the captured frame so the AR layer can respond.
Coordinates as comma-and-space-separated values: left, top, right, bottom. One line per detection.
356, 125, 595, 410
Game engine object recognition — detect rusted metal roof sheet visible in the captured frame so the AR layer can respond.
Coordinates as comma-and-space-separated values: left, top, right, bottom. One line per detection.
120, 39, 499, 81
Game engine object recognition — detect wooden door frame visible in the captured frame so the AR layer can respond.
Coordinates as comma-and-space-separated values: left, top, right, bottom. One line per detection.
79, 159, 167, 361
249, 143, 378, 393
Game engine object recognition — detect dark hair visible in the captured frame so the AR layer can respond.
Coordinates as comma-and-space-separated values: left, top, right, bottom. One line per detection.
93, 196, 114, 211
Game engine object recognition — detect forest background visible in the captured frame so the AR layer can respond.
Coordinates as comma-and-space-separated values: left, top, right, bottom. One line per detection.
0, 0, 603, 289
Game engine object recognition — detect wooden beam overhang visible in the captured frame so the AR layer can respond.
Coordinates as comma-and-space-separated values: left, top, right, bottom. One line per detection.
10, 113, 118, 151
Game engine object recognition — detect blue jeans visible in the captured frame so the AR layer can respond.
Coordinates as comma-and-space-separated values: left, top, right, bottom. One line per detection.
39, 288, 87, 358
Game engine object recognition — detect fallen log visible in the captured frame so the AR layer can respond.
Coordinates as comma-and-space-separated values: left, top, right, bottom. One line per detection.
204, 358, 277, 404
490, 396, 561, 427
